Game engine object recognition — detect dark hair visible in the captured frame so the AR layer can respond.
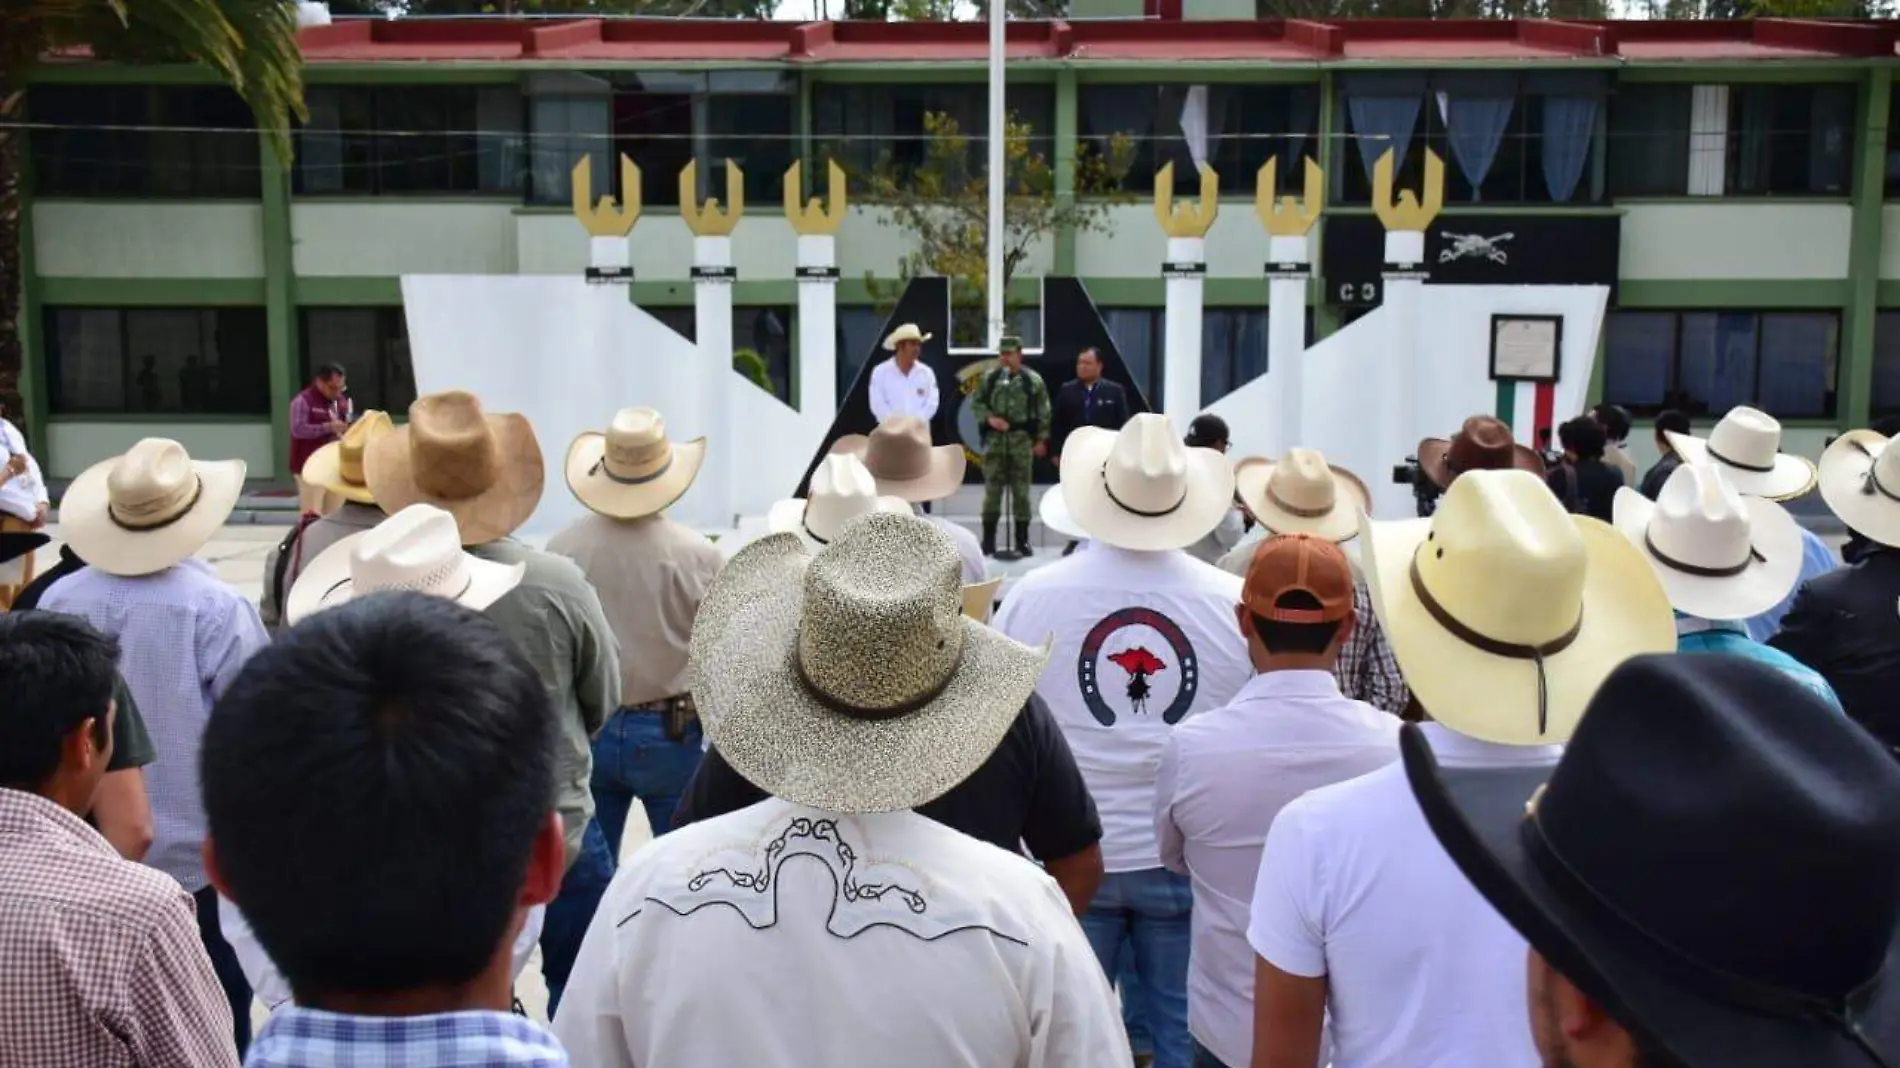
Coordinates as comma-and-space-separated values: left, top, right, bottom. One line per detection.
1591, 403, 1632, 443
1559, 415, 1607, 461
314, 363, 346, 381
1249, 592, 1343, 656
0, 613, 118, 789
202, 592, 557, 997
1186, 414, 1230, 449
1077, 347, 1101, 363
1654, 410, 1692, 440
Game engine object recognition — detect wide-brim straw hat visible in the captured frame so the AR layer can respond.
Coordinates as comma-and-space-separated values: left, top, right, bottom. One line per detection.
1819, 429, 1900, 550
768, 454, 910, 548
689, 511, 1051, 814
61, 438, 246, 577
1038, 484, 1089, 541
566, 407, 706, 521
284, 503, 524, 625
1361, 468, 1675, 745
1059, 413, 1235, 553
830, 415, 966, 503
962, 577, 1003, 623
300, 410, 396, 506
883, 323, 933, 350
1665, 406, 1816, 501
1418, 415, 1546, 490
1614, 461, 1804, 622
366, 391, 544, 546
1235, 448, 1371, 543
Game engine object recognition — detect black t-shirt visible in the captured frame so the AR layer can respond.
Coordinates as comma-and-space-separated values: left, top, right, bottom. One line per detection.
1547, 459, 1622, 523
673, 694, 1103, 861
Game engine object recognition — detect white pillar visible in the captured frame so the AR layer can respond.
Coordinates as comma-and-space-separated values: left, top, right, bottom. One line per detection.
1383, 229, 1426, 469
694, 235, 734, 530
796, 234, 838, 423
1265, 233, 1311, 456
985, 0, 1006, 348
1164, 235, 1206, 425
587, 235, 630, 281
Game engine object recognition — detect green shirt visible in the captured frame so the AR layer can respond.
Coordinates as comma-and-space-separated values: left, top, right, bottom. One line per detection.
107, 677, 155, 772
972, 366, 1053, 444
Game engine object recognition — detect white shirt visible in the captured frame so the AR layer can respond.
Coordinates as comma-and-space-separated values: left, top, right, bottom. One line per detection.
0, 418, 48, 522
553, 798, 1130, 1068
1156, 671, 1398, 1068
869, 357, 940, 422
923, 511, 988, 584
1247, 722, 1560, 1068
993, 546, 1251, 872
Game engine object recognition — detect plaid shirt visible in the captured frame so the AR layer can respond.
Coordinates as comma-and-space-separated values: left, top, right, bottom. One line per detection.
247, 1008, 569, 1067
0, 787, 238, 1068
1338, 582, 1410, 717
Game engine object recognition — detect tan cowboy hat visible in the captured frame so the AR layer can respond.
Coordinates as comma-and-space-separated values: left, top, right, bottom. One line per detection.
1417, 415, 1546, 491
300, 410, 395, 506
365, 391, 544, 546
883, 323, 932, 350
1234, 448, 1372, 544
1038, 483, 1088, 541
767, 454, 909, 549
60, 438, 245, 577
689, 511, 1051, 814
1665, 406, 1816, 501
1058, 413, 1236, 553
566, 407, 706, 521
830, 416, 966, 503
961, 576, 1003, 623
1819, 429, 1900, 549
285, 503, 525, 626
1361, 468, 1675, 746
1614, 459, 1804, 623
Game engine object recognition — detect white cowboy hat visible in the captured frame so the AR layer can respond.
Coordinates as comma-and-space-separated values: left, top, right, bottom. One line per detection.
830, 416, 966, 503
1058, 413, 1236, 553
1361, 468, 1675, 746
565, 407, 706, 521
366, 391, 545, 546
1614, 459, 1804, 622
300, 410, 396, 507
962, 577, 1003, 623
60, 438, 245, 577
285, 503, 525, 626
768, 454, 909, 549
1819, 429, 1900, 550
1665, 406, 1816, 501
882, 323, 933, 350
1234, 448, 1372, 544
1038, 483, 1089, 541
689, 511, 1051, 814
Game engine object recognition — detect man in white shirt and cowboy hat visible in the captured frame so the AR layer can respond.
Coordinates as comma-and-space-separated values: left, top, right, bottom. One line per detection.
868, 323, 940, 426
0, 397, 50, 610
555, 512, 1129, 1067
831, 415, 985, 582
259, 410, 396, 633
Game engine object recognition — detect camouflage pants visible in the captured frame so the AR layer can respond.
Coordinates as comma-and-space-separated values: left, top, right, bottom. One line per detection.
981, 432, 1035, 523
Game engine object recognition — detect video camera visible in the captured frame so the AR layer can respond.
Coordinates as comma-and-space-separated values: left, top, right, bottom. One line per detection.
1392, 456, 1442, 518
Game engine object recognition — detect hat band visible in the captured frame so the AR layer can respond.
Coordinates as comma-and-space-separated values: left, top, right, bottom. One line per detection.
802, 518, 831, 546
1850, 439, 1900, 504
1644, 530, 1765, 578
792, 643, 961, 723
1409, 558, 1581, 737
1521, 810, 1895, 1068
1266, 484, 1334, 519
1103, 467, 1188, 519
1707, 443, 1777, 474
108, 476, 205, 533
594, 453, 672, 486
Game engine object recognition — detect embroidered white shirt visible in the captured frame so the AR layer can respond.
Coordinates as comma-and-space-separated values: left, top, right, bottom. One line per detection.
869, 358, 940, 423
0, 418, 48, 523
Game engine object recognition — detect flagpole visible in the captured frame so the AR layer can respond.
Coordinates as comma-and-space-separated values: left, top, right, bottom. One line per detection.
986, 0, 1005, 350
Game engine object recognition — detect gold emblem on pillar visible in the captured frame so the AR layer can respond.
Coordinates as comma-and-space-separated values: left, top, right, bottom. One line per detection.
1370, 147, 1444, 234
571, 154, 641, 238
1153, 162, 1219, 239
783, 160, 847, 237
1255, 157, 1324, 238
680, 159, 745, 238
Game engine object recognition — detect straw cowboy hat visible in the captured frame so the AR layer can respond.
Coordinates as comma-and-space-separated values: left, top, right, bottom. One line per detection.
1234, 448, 1372, 544
566, 407, 706, 521
61, 438, 246, 577
1361, 468, 1675, 745
830, 415, 966, 503
1038, 484, 1088, 541
284, 503, 525, 626
689, 511, 1051, 814
961, 576, 1003, 623
299, 410, 395, 506
1417, 415, 1546, 491
1058, 413, 1236, 553
1614, 458, 1804, 622
1818, 429, 1900, 550
365, 391, 544, 547
1665, 406, 1816, 501
883, 323, 932, 350
767, 454, 909, 549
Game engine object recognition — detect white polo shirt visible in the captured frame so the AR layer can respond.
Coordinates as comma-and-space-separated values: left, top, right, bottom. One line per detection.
1246, 722, 1560, 1068
554, 798, 1130, 1068
1156, 670, 1398, 1068
0, 418, 48, 523
993, 545, 1251, 873
869, 357, 940, 423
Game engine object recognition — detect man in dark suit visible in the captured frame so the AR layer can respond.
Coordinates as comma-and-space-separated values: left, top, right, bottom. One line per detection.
1050, 347, 1130, 463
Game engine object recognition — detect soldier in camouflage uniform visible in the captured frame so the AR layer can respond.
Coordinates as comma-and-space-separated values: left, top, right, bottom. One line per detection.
971, 336, 1051, 557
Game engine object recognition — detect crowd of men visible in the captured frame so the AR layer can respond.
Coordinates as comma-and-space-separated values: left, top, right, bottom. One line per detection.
2, 331, 1900, 1068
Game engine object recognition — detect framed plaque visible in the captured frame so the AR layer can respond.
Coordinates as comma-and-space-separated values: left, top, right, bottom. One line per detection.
1489, 314, 1563, 384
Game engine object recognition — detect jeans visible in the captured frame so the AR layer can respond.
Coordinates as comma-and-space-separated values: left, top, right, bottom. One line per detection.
591, 709, 705, 856
1082, 869, 1194, 1068
193, 885, 252, 1057
1193, 1040, 1234, 1068
540, 818, 616, 1016
1119, 944, 1152, 1055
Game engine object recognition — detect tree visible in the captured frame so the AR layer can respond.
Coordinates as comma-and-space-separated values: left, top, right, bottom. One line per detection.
329, 0, 778, 13
0, 0, 305, 420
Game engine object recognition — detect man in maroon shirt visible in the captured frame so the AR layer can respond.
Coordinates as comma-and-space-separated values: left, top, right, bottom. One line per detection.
289, 364, 352, 517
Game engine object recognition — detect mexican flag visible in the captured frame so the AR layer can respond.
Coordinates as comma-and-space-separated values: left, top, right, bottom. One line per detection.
1495, 379, 1559, 453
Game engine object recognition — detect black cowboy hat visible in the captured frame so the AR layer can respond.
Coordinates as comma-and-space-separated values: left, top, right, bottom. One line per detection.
0, 531, 49, 567
1403, 653, 1900, 1068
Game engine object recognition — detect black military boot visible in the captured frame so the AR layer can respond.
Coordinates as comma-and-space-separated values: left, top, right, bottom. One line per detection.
1015, 521, 1034, 557
982, 517, 998, 558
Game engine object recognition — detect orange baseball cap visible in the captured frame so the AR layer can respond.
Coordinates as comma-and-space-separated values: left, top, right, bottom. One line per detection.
1242, 533, 1354, 624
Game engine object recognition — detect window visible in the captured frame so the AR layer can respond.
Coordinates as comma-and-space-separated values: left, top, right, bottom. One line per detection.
1602, 310, 1838, 419
300, 308, 415, 417
1098, 307, 1304, 410
1888, 85, 1900, 198
1873, 311, 1900, 414
298, 86, 523, 195
1078, 83, 1319, 196
44, 307, 270, 415
30, 86, 261, 198
648, 306, 796, 403
812, 83, 1055, 191
1608, 83, 1855, 198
